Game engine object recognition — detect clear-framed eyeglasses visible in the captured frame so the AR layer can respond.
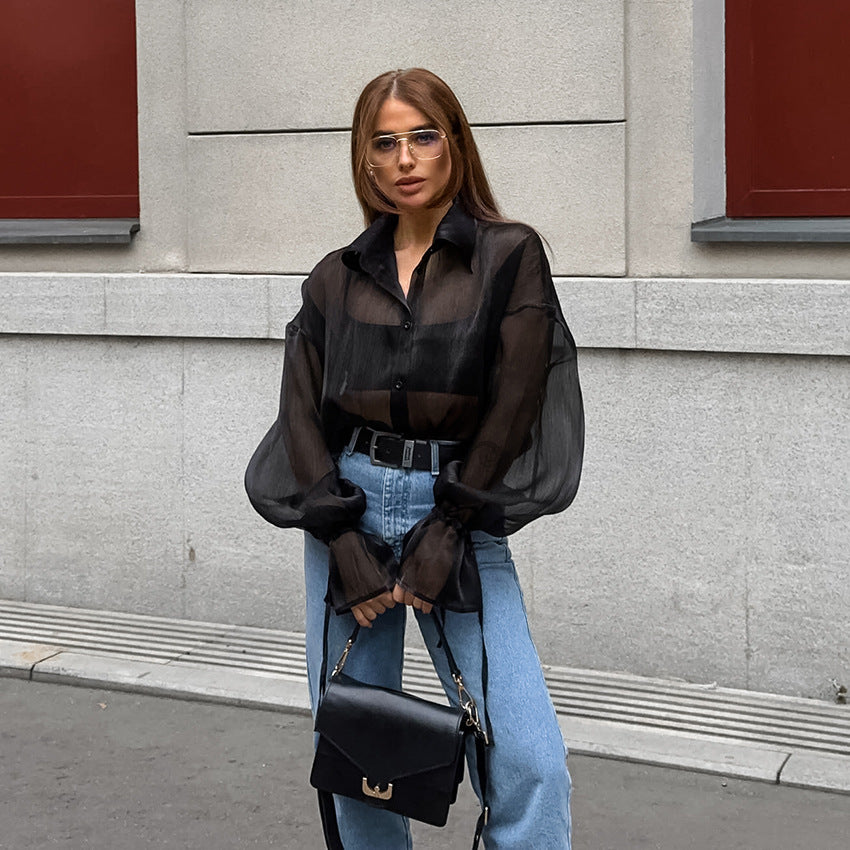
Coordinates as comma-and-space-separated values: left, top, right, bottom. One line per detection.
366, 129, 447, 167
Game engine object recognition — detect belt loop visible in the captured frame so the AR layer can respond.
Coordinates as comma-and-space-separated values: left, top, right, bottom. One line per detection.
430, 441, 440, 476
344, 426, 362, 456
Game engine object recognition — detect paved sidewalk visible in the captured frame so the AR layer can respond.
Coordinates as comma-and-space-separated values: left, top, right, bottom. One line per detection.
2, 599, 850, 796
1, 679, 848, 850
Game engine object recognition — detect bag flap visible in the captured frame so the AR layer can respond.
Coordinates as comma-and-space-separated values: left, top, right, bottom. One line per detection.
315, 674, 465, 783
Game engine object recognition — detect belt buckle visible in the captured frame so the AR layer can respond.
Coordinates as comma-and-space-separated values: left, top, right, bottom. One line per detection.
369, 430, 416, 469
368, 429, 395, 468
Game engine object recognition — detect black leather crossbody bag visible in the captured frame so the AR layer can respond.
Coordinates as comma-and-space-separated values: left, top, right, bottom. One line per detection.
310, 606, 490, 849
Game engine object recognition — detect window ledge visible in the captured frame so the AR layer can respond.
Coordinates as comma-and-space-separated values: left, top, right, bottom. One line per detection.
692, 217, 850, 243
0, 219, 140, 245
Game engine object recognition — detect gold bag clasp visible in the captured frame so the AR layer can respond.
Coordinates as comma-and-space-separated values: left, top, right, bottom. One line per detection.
362, 777, 393, 800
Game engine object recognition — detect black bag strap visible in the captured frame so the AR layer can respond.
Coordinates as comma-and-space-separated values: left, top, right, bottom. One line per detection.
472, 606, 491, 847
316, 601, 345, 849
316, 601, 491, 849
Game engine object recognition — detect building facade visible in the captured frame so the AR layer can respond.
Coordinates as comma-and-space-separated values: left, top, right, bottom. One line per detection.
1, 1, 847, 700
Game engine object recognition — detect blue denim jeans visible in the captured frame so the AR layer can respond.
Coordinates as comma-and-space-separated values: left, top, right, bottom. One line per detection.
304, 450, 572, 849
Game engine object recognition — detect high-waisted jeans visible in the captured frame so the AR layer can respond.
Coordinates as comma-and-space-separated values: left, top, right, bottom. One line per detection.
304, 450, 572, 849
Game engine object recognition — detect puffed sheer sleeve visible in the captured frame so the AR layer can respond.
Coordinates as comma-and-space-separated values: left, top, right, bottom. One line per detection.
245, 278, 397, 612
398, 232, 584, 609
440, 231, 584, 531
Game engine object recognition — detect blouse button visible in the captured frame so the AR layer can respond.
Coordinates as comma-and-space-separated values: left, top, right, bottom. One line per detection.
402, 319, 412, 331
393, 378, 405, 391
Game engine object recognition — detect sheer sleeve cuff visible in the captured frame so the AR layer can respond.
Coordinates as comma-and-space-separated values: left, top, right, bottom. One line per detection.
294, 472, 367, 544
432, 460, 505, 535
398, 507, 482, 613
326, 530, 398, 614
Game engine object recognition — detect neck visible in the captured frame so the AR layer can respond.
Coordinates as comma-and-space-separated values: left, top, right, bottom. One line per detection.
394, 202, 452, 251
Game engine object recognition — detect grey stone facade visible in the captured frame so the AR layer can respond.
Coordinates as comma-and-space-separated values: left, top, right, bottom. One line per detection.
1, 1, 848, 700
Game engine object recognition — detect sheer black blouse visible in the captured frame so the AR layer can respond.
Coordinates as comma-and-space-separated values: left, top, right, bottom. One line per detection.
245, 201, 584, 613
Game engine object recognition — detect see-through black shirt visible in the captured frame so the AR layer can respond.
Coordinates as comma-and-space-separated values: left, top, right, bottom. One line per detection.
245, 201, 584, 611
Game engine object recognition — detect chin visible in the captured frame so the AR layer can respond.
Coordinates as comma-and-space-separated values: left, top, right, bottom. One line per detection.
395, 200, 429, 214
392, 195, 437, 214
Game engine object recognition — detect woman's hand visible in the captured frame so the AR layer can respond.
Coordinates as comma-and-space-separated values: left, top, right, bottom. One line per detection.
392, 584, 433, 615
327, 530, 397, 617
351, 590, 396, 628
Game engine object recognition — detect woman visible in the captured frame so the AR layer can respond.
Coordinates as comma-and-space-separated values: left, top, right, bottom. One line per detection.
246, 68, 583, 849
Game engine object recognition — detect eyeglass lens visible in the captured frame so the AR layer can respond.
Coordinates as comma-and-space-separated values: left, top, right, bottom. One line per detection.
368, 131, 444, 166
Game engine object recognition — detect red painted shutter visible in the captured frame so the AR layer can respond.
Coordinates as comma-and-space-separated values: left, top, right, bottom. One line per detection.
0, 0, 139, 218
726, 0, 850, 216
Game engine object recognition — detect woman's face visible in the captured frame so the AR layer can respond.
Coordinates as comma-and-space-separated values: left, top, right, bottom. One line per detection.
368, 98, 452, 217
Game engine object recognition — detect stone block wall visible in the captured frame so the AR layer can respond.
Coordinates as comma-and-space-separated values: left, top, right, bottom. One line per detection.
0, 0, 848, 700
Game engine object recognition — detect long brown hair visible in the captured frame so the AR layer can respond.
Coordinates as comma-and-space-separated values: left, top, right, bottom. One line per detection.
351, 68, 503, 225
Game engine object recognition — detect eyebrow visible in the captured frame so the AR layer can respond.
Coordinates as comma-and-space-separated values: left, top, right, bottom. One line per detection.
372, 124, 433, 137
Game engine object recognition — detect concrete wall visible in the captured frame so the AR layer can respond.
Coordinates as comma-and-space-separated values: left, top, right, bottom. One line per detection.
1, 0, 849, 701
3, 275, 848, 701
183, 0, 625, 276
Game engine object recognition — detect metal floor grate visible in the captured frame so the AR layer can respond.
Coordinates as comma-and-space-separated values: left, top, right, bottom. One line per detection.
2, 599, 848, 759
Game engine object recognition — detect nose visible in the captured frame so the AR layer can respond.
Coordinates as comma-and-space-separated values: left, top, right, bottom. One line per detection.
397, 139, 415, 168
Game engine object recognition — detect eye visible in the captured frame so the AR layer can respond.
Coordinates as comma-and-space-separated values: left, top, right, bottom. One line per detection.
414, 131, 440, 147
372, 136, 397, 152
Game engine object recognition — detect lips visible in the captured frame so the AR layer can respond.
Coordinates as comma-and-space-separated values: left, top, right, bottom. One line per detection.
395, 177, 424, 186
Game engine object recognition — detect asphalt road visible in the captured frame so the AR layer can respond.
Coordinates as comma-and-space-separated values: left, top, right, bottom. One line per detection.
1, 679, 847, 849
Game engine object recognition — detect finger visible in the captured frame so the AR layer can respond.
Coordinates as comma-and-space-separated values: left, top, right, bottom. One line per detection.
352, 607, 371, 628
412, 597, 422, 611
392, 585, 406, 604
375, 591, 394, 609
403, 591, 416, 607
420, 601, 433, 615
369, 601, 387, 615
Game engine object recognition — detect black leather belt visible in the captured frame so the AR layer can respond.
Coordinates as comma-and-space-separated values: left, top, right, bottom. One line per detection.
349, 427, 465, 473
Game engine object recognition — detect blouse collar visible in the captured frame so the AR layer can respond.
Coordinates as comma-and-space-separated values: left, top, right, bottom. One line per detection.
342, 199, 477, 278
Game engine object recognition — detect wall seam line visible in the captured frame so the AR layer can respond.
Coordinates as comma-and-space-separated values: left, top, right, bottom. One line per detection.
186, 119, 628, 138
181, 0, 190, 272
22, 340, 30, 601
622, 0, 631, 279
180, 339, 188, 619
632, 280, 640, 348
